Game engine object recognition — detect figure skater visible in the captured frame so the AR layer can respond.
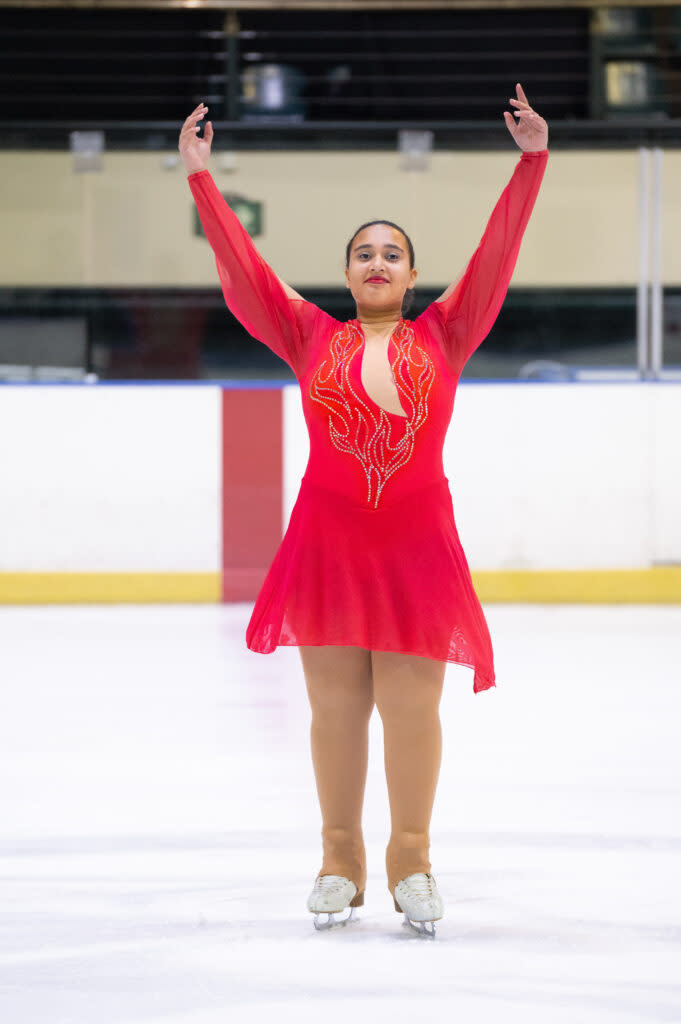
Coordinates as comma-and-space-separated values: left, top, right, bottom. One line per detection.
179, 83, 549, 935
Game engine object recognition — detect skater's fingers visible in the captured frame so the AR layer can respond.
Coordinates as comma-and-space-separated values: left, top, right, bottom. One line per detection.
182, 105, 208, 126
182, 116, 206, 132
179, 115, 207, 141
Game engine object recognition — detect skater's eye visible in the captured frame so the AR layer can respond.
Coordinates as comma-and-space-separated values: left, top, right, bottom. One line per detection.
357, 252, 400, 260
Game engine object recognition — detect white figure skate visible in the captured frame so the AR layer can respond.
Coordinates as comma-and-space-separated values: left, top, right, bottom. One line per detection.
307, 874, 364, 930
393, 872, 444, 936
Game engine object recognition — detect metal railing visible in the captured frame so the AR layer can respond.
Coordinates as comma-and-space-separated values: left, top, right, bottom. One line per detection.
0, 5, 680, 149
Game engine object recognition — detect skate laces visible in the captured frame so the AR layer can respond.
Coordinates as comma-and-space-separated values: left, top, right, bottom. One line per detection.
314, 875, 352, 895
403, 873, 436, 897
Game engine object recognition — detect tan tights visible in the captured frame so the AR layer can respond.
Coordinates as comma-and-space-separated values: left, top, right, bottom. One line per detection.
299, 644, 445, 897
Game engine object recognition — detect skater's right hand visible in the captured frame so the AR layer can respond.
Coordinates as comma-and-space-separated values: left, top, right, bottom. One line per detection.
178, 103, 213, 175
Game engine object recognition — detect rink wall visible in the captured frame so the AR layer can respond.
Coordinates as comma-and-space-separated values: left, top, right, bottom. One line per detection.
0, 381, 679, 604
2, 149, 681, 292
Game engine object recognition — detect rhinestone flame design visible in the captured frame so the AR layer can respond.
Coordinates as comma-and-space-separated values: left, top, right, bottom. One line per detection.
308, 319, 435, 508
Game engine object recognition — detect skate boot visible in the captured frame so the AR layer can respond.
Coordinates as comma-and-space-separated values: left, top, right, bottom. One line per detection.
307, 874, 364, 930
392, 872, 443, 936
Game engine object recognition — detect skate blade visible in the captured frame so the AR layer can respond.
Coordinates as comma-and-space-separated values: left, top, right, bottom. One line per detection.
311, 905, 358, 930
402, 911, 436, 937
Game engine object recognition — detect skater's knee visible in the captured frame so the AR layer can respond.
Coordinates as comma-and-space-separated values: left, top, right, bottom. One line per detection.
305, 672, 374, 716
373, 683, 441, 723
308, 686, 374, 719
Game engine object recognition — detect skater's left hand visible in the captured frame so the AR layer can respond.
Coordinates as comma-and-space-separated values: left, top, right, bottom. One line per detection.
503, 83, 549, 152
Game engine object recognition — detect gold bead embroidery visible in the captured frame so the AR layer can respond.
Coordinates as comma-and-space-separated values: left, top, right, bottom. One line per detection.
308, 320, 435, 509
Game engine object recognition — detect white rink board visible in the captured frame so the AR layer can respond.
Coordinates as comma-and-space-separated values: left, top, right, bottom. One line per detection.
0, 385, 222, 571
1, 381, 679, 575
442, 382, 652, 570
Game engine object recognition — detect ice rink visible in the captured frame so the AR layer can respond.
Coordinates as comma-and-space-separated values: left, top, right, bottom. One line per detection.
1, 603, 680, 1023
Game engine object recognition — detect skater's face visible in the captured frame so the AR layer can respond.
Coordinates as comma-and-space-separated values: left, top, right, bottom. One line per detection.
345, 224, 417, 313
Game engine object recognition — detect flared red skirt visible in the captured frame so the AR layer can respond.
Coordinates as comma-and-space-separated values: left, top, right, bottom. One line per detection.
246, 476, 496, 693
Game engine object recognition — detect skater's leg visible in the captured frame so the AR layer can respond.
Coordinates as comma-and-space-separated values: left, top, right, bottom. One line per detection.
299, 645, 374, 895
371, 651, 445, 895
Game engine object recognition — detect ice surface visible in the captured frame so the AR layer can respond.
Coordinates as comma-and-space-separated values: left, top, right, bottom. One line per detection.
1, 603, 680, 1023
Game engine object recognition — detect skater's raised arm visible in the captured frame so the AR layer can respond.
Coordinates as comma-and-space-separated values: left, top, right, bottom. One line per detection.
179, 104, 327, 377
419, 85, 549, 377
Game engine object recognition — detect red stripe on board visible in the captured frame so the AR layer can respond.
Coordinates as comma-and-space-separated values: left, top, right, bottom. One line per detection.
221, 388, 283, 602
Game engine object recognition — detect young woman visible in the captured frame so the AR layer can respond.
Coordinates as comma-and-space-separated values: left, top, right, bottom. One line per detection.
179, 83, 549, 936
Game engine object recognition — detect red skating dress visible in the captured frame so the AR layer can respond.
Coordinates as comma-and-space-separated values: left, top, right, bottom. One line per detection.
188, 148, 549, 693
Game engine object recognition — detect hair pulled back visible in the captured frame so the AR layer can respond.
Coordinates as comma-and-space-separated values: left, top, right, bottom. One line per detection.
345, 219, 416, 317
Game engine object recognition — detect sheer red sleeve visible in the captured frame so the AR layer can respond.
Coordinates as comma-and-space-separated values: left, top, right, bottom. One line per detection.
187, 169, 325, 377
418, 149, 549, 377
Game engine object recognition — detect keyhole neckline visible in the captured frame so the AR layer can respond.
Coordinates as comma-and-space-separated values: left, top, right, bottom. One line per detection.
351, 317, 409, 420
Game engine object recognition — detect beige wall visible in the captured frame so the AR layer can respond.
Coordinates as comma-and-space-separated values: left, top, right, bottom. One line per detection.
2, 149, 679, 288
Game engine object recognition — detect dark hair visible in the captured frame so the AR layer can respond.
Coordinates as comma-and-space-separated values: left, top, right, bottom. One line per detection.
345, 219, 416, 317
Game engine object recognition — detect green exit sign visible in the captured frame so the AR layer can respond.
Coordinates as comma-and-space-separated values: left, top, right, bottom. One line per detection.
194, 193, 263, 240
